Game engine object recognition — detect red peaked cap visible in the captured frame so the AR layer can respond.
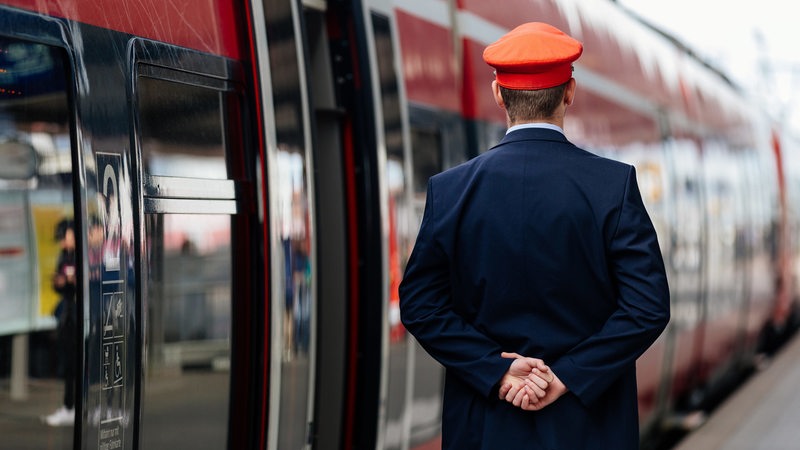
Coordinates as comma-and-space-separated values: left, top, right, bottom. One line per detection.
483, 22, 583, 90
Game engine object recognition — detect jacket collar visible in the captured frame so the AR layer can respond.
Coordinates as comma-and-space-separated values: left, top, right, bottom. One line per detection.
495, 127, 570, 149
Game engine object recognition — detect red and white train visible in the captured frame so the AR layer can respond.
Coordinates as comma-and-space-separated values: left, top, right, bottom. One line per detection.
0, 0, 798, 449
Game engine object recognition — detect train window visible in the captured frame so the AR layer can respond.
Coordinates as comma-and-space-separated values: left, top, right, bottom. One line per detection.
699, 142, 748, 378
141, 213, 232, 449
137, 73, 229, 179
0, 36, 77, 446
262, 1, 317, 448
134, 61, 240, 448
410, 126, 442, 195
371, 13, 414, 449
474, 122, 507, 156
408, 106, 469, 198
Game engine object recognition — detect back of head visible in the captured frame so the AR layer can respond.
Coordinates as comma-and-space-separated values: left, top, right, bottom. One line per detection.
482, 22, 582, 122
498, 83, 569, 123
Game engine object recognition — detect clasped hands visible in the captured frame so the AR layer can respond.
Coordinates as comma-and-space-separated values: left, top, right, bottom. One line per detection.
497, 352, 567, 411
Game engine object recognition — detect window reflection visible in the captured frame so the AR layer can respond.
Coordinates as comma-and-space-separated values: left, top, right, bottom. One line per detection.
277, 148, 312, 360
138, 77, 228, 179
373, 13, 438, 449
142, 213, 232, 449
702, 143, 746, 324
272, 144, 314, 449
263, 1, 316, 447
0, 36, 76, 445
410, 127, 442, 196
664, 140, 706, 330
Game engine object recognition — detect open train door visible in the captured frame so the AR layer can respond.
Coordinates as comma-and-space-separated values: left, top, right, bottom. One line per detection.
258, 0, 440, 448
300, 0, 433, 448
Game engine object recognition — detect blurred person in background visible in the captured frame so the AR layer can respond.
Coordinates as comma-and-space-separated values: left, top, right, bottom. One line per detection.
45, 217, 77, 427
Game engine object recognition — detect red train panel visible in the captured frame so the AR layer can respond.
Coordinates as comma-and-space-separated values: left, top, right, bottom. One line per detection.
396, 10, 461, 113
3, 0, 241, 58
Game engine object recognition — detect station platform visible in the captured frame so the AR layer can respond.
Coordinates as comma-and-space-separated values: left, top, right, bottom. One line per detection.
673, 332, 800, 450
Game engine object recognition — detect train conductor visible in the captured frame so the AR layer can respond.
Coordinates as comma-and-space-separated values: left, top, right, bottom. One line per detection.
399, 22, 670, 450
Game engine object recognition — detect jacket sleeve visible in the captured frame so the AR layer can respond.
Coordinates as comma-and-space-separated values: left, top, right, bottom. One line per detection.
399, 181, 511, 399
550, 166, 670, 407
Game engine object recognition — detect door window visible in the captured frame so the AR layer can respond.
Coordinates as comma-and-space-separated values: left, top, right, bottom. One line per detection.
136, 71, 237, 450
0, 36, 77, 445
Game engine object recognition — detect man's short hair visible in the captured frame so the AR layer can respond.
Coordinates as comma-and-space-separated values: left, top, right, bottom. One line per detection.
500, 81, 568, 123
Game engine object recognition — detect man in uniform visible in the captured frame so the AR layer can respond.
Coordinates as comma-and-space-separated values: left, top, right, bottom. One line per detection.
399, 22, 670, 449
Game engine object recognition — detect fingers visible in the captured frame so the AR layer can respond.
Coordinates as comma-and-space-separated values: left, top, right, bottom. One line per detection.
499, 352, 559, 412
520, 394, 540, 411
512, 383, 533, 407
499, 379, 532, 401
502, 352, 548, 373
526, 372, 549, 391
524, 381, 547, 399
498, 383, 511, 400
502, 352, 547, 369
527, 358, 550, 372
522, 397, 545, 411
504, 382, 523, 403
505, 380, 544, 405
532, 367, 554, 384
520, 392, 550, 411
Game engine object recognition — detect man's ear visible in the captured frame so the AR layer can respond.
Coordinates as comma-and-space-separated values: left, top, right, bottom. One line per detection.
492, 80, 506, 110
564, 78, 577, 106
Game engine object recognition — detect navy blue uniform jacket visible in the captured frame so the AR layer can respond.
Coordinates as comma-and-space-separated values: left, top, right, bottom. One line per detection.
399, 128, 670, 449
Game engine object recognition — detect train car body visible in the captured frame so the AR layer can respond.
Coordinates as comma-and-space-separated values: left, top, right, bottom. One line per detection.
0, 0, 796, 449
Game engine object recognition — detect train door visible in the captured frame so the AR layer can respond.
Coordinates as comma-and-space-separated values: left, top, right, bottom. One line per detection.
738, 148, 782, 353
130, 38, 260, 449
350, 2, 439, 448
298, 0, 432, 447
662, 137, 707, 408
0, 11, 81, 449
698, 141, 747, 386
302, 0, 415, 446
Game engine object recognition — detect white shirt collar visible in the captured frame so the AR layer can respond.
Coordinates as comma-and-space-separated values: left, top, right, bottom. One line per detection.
506, 122, 565, 135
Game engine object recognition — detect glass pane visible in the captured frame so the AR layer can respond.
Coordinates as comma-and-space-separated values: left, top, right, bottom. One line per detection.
0, 36, 76, 446
410, 127, 441, 196
264, 0, 316, 447
274, 145, 314, 449
141, 214, 232, 449
372, 14, 415, 449
700, 142, 747, 376
666, 139, 705, 331
137, 77, 228, 179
